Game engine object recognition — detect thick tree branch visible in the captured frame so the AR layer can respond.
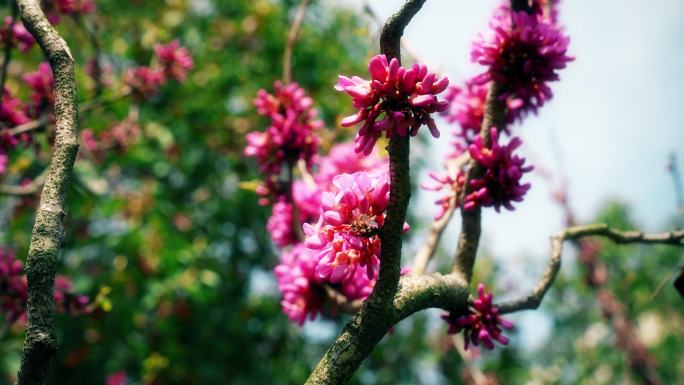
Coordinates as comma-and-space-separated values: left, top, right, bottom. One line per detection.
282, 0, 309, 84
452, 81, 506, 281
304, 2, 426, 384
15, 0, 80, 384
498, 224, 684, 314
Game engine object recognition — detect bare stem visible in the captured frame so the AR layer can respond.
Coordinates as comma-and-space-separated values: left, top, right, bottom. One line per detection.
498, 224, 684, 314
0, 168, 49, 196
15, 0, 80, 384
282, 0, 310, 84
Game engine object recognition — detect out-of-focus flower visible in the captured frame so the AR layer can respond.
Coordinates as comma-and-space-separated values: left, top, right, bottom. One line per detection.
23, 62, 55, 116
1, 87, 30, 128
266, 198, 298, 248
0, 17, 35, 53
471, 5, 573, 118
105, 371, 129, 385
0, 248, 28, 324
336, 54, 449, 154
304, 172, 390, 283
53, 275, 90, 315
274, 243, 325, 325
123, 66, 166, 99
442, 283, 514, 350
422, 170, 466, 221
51, 0, 96, 14
316, 142, 388, 185
154, 40, 193, 82
246, 81, 322, 183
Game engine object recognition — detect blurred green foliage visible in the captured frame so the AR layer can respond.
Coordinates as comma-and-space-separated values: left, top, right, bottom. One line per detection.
1, 1, 682, 384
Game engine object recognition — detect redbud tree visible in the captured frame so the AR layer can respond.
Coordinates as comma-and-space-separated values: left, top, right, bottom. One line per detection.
1, 0, 683, 384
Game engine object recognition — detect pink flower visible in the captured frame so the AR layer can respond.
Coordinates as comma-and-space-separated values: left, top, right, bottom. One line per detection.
80, 129, 98, 151
23, 62, 55, 116
421, 171, 466, 221
154, 40, 193, 82
442, 283, 514, 350
123, 66, 166, 99
465, 128, 532, 211
304, 172, 390, 284
274, 244, 325, 325
336, 54, 449, 155
0, 150, 7, 174
105, 371, 129, 385
51, 0, 96, 14
316, 143, 388, 185
53, 275, 90, 315
1, 87, 30, 128
246, 81, 322, 180
0, 248, 28, 324
0, 17, 35, 53
471, 5, 573, 117
266, 198, 299, 248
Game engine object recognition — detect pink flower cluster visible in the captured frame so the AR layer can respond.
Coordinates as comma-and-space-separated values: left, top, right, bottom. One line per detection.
0, 17, 35, 53
336, 54, 449, 155
246, 81, 322, 185
442, 283, 514, 350
124, 40, 193, 99
52, 0, 96, 14
105, 371, 129, 385
267, 144, 389, 324
0, 248, 28, 324
23, 62, 55, 117
464, 128, 532, 211
304, 172, 389, 283
424, 128, 532, 215
0, 247, 90, 325
470, 4, 573, 117
274, 244, 325, 325
1, 88, 32, 174
154, 40, 194, 82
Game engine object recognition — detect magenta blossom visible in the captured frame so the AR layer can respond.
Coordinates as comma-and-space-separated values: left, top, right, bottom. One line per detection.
0, 17, 35, 53
105, 371, 129, 385
421, 171, 466, 221
336, 54, 449, 155
442, 283, 514, 350
53, 275, 90, 315
1, 87, 30, 129
123, 66, 166, 99
471, 5, 573, 117
266, 198, 299, 248
246, 81, 322, 179
51, 0, 96, 14
316, 143, 388, 186
465, 128, 532, 211
154, 40, 193, 82
274, 244, 325, 325
23, 62, 55, 117
304, 172, 390, 283
0, 248, 28, 324
0, 151, 7, 174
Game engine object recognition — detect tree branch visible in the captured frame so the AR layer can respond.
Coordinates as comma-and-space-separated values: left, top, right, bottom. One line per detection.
304, 2, 427, 383
15, 0, 80, 384
498, 224, 684, 314
282, 0, 309, 84
413, 153, 470, 275
0, 168, 49, 196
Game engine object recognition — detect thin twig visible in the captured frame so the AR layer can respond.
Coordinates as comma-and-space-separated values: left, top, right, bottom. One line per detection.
282, 0, 309, 84
323, 285, 363, 315
412, 153, 470, 275
0, 168, 49, 196
498, 224, 684, 314
667, 152, 684, 213
15, 0, 80, 383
